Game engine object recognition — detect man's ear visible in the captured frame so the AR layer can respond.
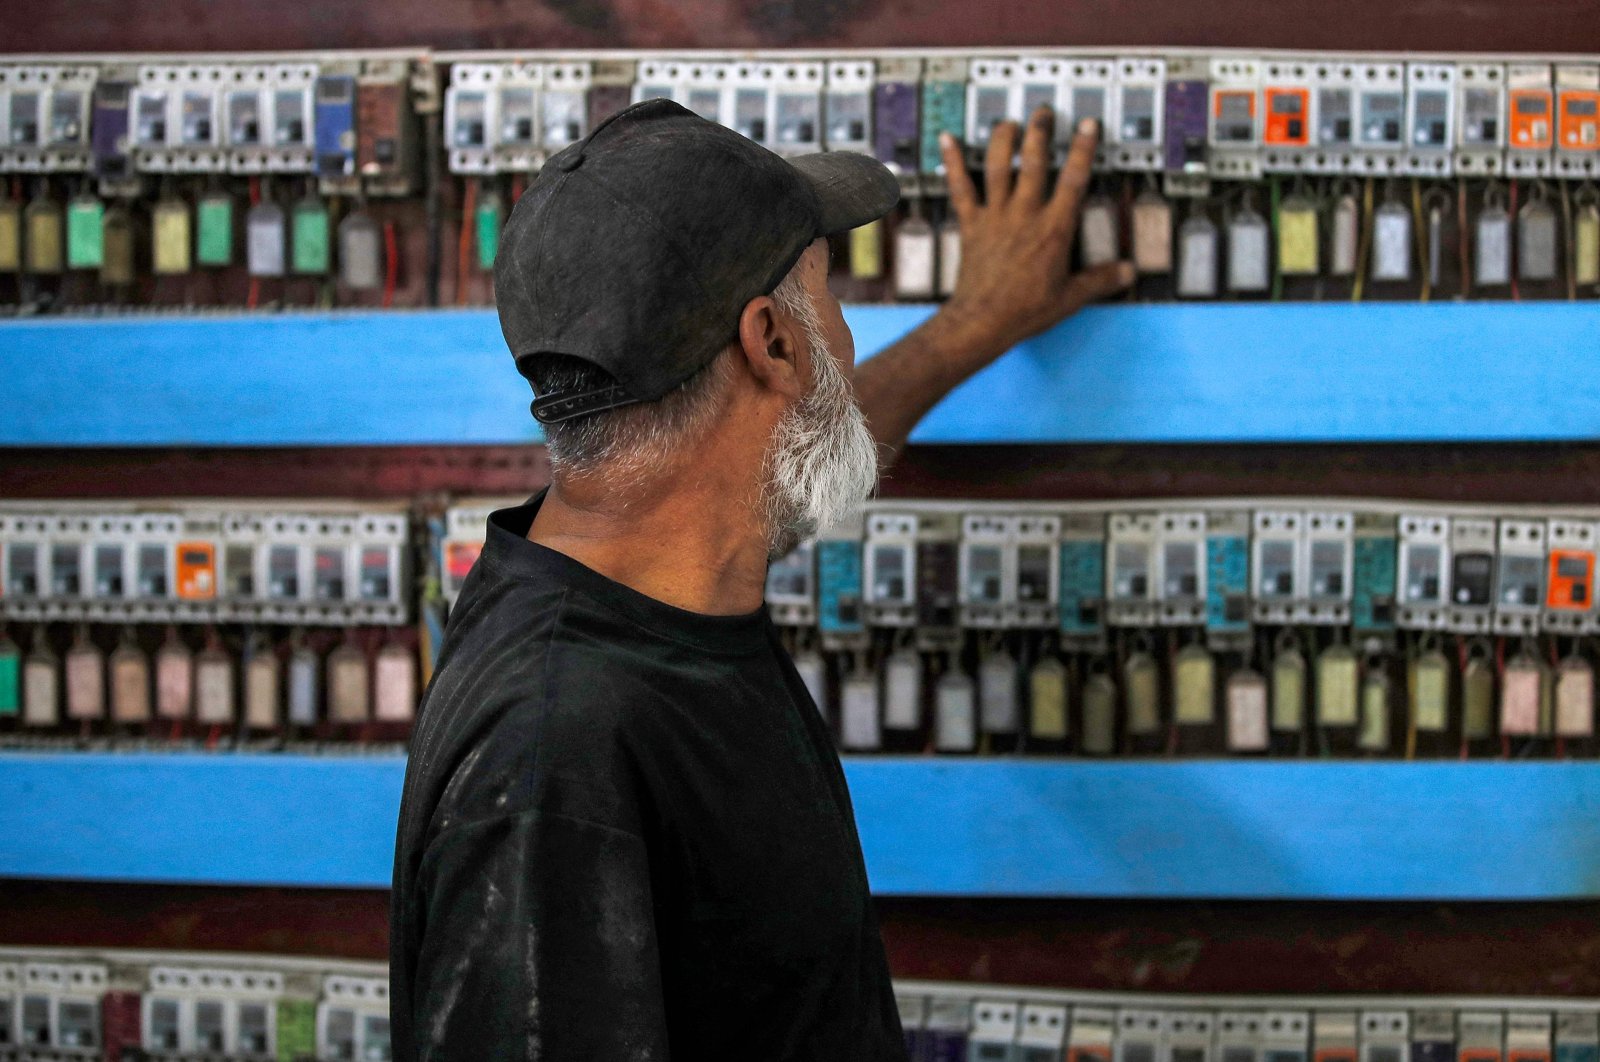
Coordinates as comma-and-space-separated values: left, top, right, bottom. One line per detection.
735, 294, 806, 401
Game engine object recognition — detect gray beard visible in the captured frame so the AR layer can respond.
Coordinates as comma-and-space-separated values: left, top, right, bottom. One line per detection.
761, 329, 881, 561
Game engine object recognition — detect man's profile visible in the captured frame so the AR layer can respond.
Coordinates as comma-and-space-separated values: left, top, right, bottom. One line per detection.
390, 98, 1131, 1061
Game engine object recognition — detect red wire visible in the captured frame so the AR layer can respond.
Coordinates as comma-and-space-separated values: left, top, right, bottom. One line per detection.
382, 220, 398, 309
247, 278, 260, 310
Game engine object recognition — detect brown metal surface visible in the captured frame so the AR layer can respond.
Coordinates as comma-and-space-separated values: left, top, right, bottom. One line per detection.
3, 443, 1598, 506
4, 880, 1600, 996
11, 0, 1600, 56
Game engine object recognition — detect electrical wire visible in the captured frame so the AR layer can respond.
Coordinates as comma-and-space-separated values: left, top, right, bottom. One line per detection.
1560, 179, 1577, 301
1269, 175, 1284, 302
1350, 178, 1374, 302
382, 219, 398, 309
456, 178, 476, 307
1509, 179, 1521, 302
1410, 179, 1430, 303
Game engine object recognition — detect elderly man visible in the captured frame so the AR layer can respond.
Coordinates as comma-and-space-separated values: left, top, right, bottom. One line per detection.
390, 98, 1131, 1062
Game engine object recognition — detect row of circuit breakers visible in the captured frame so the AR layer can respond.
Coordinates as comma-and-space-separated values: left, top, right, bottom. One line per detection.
2, 48, 1600, 191
0, 502, 411, 626
3, 946, 1600, 1062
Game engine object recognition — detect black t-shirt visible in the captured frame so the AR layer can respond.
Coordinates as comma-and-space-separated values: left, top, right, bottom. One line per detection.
390, 496, 907, 1062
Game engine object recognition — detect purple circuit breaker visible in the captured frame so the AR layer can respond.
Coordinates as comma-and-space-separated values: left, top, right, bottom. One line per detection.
1164, 78, 1209, 173
91, 81, 134, 179
874, 80, 920, 175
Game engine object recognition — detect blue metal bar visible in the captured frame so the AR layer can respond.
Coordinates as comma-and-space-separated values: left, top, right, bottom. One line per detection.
2, 302, 1595, 446
4, 753, 1600, 898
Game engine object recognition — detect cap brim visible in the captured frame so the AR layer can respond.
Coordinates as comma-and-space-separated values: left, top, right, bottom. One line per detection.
787, 151, 902, 236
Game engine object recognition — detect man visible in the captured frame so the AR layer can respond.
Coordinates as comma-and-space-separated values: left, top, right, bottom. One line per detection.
391, 97, 1131, 1061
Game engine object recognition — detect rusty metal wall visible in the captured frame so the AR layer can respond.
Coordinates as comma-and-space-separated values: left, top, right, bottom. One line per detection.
11, 0, 1600, 55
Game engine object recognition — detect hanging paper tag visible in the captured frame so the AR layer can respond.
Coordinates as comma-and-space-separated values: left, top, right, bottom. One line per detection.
1225, 667, 1269, 751
1176, 215, 1218, 297
1123, 650, 1162, 734
1371, 200, 1412, 282
1226, 207, 1270, 292
1271, 640, 1306, 732
1079, 195, 1120, 267
1500, 651, 1543, 736
840, 664, 882, 751
1555, 654, 1595, 738
934, 668, 976, 752
1277, 195, 1319, 276
1461, 648, 1495, 740
892, 216, 936, 299
1131, 191, 1172, 273
1029, 654, 1069, 740
1173, 643, 1216, 725
1409, 648, 1450, 733
1316, 643, 1360, 727
1475, 203, 1512, 286
1330, 193, 1360, 276
1358, 668, 1391, 750
1080, 669, 1117, 755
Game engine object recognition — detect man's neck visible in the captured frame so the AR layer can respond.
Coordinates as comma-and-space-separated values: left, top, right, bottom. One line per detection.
527, 469, 771, 617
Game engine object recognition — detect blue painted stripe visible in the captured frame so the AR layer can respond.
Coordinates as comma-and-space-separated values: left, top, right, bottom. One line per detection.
2, 302, 1596, 446
3, 753, 1600, 898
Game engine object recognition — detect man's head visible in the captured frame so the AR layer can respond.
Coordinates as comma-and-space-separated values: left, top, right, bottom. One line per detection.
495, 100, 897, 556
522, 237, 879, 558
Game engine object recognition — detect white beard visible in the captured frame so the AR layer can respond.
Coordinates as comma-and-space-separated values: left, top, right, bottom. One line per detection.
761, 323, 881, 561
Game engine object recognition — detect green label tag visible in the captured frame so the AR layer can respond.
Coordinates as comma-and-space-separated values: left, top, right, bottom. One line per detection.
66, 199, 105, 269
275, 999, 317, 1062
196, 195, 234, 266
475, 196, 503, 272
292, 201, 331, 274
0, 645, 18, 716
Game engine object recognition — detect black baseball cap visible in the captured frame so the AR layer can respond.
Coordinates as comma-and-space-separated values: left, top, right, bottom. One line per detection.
494, 98, 901, 425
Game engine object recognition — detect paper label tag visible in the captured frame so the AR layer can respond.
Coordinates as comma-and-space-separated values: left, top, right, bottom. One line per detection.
1080, 673, 1117, 754
1462, 655, 1495, 740
66, 198, 105, 269
840, 671, 882, 750
292, 200, 331, 274
156, 645, 193, 720
1177, 216, 1218, 297
1371, 201, 1412, 282
0, 642, 18, 716
328, 646, 370, 724
1518, 199, 1558, 281
0, 202, 20, 272
1316, 644, 1359, 727
979, 652, 1019, 733
849, 219, 884, 280
1575, 205, 1600, 287
196, 194, 234, 267
245, 655, 280, 730
1029, 656, 1069, 740
1271, 648, 1306, 731
153, 200, 193, 275
23, 656, 58, 727
1330, 195, 1360, 276
1277, 197, 1319, 275
65, 646, 106, 720
1555, 656, 1595, 738
1124, 652, 1162, 734
287, 648, 320, 726
1501, 655, 1543, 735
1476, 206, 1512, 286
195, 651, 235, 725
1359, 673, 1390, 750
102, 209, 136, 285
1080, 197, 1120, 267
892, 218, 935, 298
883, 650, 922, 730
1226, 668, 1269, 751
1132, 193, 1173, 273
246, 203, 286, 278
1226, 209, 1270, 292
111, 648, 151, 723
935, 671, 976, 751
373, 645, 416, 723
1173, 644, 1216, 725
1410, 650, 1450, 732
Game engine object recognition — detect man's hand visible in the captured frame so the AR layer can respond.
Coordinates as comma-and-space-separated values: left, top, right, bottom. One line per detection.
850, 106, 1134, 465
938, 110, 1135, 354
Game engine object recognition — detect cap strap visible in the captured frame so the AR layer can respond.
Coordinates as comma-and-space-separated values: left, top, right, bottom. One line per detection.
530, 384, 643, 425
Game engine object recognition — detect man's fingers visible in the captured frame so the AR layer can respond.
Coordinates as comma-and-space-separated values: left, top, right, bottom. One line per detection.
1049, 118, 1099, 223
1063, 260, 1137, 313
984, 119, 1020, 211
1013, 106, 1055, 206
939, 132, 979, 225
